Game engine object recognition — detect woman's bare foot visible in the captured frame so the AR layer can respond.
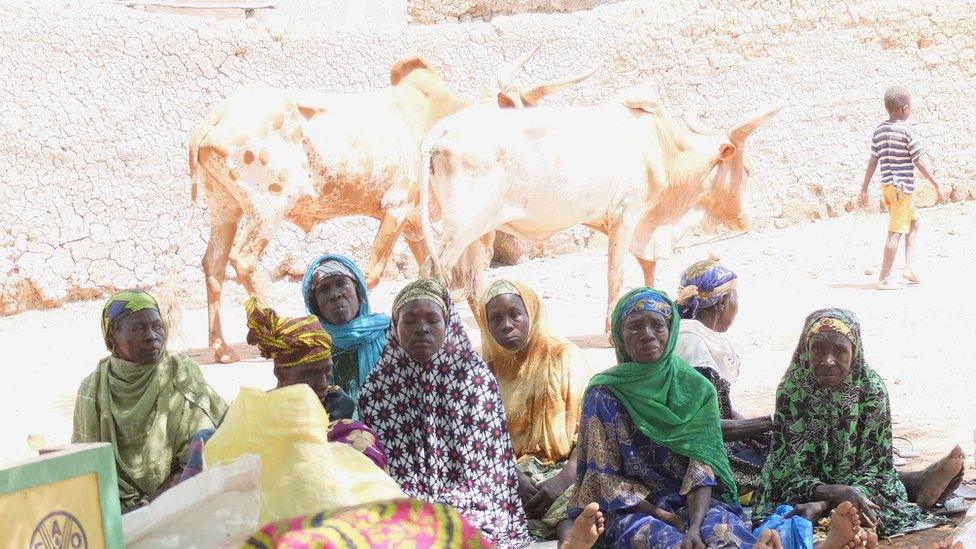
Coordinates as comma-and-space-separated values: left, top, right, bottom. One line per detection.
860, 528, 878, 548
563, 502, 605, 549
754, 528, 784, 549
817, 501, 861, 549
795, 500, 831, 522
913, 445, 966, 508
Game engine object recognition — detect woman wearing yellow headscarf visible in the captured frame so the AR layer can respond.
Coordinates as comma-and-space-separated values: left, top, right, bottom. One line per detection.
475, 279, 595, 543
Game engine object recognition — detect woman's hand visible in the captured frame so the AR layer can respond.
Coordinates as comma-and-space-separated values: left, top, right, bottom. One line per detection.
814, 484, 880, 527
679, 529, 706, 549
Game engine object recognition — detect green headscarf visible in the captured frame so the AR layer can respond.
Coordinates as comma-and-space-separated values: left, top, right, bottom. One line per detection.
74, 291, 227, 510
587, 287, 738, 502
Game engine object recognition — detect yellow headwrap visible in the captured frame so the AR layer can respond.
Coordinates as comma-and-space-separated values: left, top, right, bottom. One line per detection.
245, 297, 332, 368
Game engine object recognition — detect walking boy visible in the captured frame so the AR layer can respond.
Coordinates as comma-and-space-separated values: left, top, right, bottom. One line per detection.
858, 86, 945, 289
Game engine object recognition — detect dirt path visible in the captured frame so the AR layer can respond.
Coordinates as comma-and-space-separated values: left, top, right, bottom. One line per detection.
3, 203, 974, 545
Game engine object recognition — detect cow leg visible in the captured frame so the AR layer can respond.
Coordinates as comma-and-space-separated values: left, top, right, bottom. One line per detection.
228, 213, 283, 321
636, 257, 657, 287
202, 189, 243, 364
363, 213, 406, 290
605, 214, 639, 333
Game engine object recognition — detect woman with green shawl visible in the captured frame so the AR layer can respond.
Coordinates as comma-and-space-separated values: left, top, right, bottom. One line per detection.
72, 289, 227, 512
568, 288, 772, 548
751, 308, 953, 538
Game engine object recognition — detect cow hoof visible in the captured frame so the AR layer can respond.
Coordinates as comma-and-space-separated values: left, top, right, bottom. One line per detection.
212, 342, 240, 364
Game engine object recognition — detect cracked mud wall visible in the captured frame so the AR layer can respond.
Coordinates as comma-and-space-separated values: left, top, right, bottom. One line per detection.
2, 0, 975, 315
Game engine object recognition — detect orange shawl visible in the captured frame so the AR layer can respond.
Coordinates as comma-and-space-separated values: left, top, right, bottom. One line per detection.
475, 280, 592, 465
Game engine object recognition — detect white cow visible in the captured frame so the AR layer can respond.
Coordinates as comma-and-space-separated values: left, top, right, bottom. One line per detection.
419, 81, 781, 328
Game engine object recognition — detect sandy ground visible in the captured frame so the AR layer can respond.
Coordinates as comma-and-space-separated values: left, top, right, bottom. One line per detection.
3, 202, 975, 545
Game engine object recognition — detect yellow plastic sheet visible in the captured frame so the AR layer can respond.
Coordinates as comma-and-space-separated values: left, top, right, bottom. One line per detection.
203, 385, 404, 524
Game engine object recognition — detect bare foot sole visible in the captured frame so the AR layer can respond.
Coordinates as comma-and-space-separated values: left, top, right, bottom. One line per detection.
563, 502, 605, 549
860, 528, 878, 549
916, 445, 966, 508
817, 501, 861, 549
754, 528, 783, 549
795, 500, 831, 522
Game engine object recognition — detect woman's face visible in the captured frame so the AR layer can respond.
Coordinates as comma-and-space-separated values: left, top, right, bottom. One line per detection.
111, 309, 166, 365
396, 300, 447, 362
620, 310, 670, 363
809, 332, 854, 389
275, 357, 333, 397
314, 275, 359, 325
485, 294, 529, 351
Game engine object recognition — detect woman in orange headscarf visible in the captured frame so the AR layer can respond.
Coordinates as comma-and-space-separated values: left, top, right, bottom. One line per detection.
475, 279, 595, 544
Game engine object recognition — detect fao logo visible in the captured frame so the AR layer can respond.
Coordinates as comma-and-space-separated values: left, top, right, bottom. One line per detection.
30, 511, 87, 549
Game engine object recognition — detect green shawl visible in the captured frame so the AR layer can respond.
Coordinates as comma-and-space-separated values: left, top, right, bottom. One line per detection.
72, 349, 227, 510
587, 287, 738, 502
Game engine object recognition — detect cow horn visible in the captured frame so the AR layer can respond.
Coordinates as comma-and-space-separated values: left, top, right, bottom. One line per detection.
520, 64, 598, 106
682, 106, 721, 135
729, 104, 783, 146
497, 42, 544, 91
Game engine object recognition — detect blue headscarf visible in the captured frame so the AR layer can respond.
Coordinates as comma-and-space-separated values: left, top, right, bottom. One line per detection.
676, 259, 738, 319
301, 255, 390, 386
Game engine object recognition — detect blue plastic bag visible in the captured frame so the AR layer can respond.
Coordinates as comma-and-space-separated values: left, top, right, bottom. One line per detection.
752, 504, 814, 549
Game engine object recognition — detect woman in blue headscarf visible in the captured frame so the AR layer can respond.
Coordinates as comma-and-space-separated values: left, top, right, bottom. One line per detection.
302, 255, 390, 416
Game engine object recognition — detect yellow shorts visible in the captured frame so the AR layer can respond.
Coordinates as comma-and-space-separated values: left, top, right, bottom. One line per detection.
883, 184, 918, 234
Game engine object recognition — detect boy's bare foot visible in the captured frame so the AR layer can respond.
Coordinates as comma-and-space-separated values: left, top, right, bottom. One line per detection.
563, 502, 605, 549
876, 279, 903, 290
901, 270, 922, 284
913, 446, 966, 508
817, 501, 861, 549
795, 500, 831, 522
754, 528, 784, 549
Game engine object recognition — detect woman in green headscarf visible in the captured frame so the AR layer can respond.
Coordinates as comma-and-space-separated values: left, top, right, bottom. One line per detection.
567, 288, 773, 549
72, 289, 227, 512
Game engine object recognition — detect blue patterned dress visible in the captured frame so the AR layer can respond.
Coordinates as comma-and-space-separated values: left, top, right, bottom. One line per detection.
569, 386, 758, 548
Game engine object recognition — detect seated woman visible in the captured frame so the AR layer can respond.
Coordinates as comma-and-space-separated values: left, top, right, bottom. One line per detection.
72, 289, 227, 512
569, 287, 769, 548
673, 259, 774, 500
180, 297, 389, 482
474, 279, 595, 544
752, 308, 964, 538
302, 254, 390, 416
358, 278, 533, 548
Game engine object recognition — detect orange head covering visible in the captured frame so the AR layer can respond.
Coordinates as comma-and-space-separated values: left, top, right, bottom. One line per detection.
475, 279, 593, 465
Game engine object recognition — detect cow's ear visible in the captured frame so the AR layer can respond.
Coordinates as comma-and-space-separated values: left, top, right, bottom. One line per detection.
619, 82, 662, 113
497, 92, 519, 109
718, 143, 737, 161
390, 56, 433, 85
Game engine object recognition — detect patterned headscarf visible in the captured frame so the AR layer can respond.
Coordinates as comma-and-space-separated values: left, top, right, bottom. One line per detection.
359, 281, 531, 548
391, 278, 448, 318
245, 297, 332, 368
676, 259, 738, 319
484, 279, 521, 304
751, 308, 941, 536
620, 289, 673, 321
310, 260, 357, 289
101, 289, 161, 349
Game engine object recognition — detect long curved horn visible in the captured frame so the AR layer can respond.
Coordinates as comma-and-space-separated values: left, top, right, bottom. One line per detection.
520, 64, 599, 106
729, 103, 784, 146
497, 42, 544, 90
682, 106, 721, 135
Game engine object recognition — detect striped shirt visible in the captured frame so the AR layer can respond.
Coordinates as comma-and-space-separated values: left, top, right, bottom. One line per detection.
870, 120, 924, 194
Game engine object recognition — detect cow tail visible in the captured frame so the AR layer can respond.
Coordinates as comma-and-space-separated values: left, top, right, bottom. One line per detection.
189, 100, 229, 204
419, 137, 444, 280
